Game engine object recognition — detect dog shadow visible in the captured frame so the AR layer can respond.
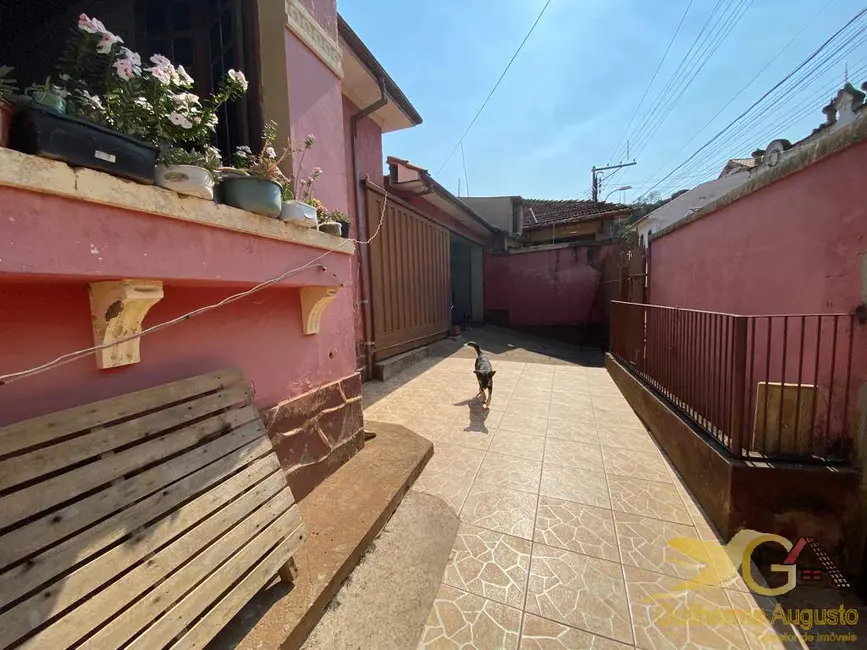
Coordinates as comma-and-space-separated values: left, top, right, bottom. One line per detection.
453, 397, 495, 434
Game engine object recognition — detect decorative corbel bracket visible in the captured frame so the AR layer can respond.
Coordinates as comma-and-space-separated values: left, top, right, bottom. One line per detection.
88, 280, 164, 369
300, 286, 340, 335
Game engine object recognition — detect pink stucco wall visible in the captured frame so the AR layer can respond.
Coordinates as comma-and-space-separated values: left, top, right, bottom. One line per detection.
0, 189, 356, 426
648, 141, 867, 445
486, 244, 620, 326
285, 29, 348, 218
342, 96, 384, 347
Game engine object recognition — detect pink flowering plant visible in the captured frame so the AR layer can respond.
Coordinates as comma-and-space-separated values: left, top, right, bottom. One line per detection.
58, 14, 248, 159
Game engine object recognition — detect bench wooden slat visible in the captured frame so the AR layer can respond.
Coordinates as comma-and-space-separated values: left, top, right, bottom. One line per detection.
0, 454, 283, 648
0, 407, 259, 530
78, 492, 301, 650
0, 368, 244, 457
0, 383, 253, 493
20, 477, 294, 650
0, 422, 269, 571
172, 527, 305, 650
0, 450, 283, 611
128, 510, 304, 650
0, 369, 305, 650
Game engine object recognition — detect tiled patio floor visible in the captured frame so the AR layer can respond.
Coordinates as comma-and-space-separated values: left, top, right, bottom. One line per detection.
362, 335, 860, 650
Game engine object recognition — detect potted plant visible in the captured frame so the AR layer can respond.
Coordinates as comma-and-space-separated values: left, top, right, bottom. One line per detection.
278, 133, 320, 228
10, 14, 248, 186
220, 122, 284, 217
25, 77, 67, 113
318, 210, 349, 237
155, 145, 221, 200
0, 66, 17, 147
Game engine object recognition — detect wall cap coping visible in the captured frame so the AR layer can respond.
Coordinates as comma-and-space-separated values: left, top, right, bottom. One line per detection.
651, 114, 867, 242
0, 147, 354, 255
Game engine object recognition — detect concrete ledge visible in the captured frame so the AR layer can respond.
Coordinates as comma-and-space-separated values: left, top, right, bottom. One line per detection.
374, 344, 431, 380
605, 353, 862, 574
207, 422, 432, 650
0, 148, 353, 254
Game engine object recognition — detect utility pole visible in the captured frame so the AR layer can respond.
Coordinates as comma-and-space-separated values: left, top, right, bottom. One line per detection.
591, 161, 637, 201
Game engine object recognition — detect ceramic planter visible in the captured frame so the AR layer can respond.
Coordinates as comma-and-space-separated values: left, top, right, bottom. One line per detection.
220, 176, 282, 217
279, 199, 318, 227
0, 99, 12, 148
28, 90, 66, 113
319, 222, 342, 237
155, 164, 215, 200
9, 105, 158, 184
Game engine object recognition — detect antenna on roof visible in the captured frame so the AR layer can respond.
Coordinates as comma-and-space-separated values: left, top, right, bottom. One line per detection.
845, 62, 849, 84
529, 207, 538, 223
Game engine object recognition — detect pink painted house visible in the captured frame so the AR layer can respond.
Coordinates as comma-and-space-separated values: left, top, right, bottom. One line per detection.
0, 1, 421, 500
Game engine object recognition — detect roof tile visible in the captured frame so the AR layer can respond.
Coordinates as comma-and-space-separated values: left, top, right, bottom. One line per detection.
522, 198, 630, 228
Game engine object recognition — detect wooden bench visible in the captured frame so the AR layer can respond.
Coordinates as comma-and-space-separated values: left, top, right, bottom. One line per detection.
0, 368, 306, 650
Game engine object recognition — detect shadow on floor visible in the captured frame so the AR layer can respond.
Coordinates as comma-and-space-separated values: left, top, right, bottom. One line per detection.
362, 326, 604, 410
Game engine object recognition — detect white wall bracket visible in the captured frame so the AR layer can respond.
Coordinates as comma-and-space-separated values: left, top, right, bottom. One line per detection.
88, 280, 164, 369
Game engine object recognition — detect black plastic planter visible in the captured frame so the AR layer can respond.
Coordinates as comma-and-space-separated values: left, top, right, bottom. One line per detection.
9, 106, 158, 184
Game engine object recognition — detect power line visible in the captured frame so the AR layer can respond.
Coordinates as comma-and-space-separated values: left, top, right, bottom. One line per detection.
636, 0, 837, 190
436, 0, 554, 175
607, 0, 695, 164
636, 5, 867, 201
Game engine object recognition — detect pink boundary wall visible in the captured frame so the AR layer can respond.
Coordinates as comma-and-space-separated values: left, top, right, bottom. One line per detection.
485, 244, 620, 326
648, 140, 867, 448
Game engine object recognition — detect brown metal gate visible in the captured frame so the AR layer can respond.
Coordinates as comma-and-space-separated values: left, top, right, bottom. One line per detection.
365, 186, 451, 361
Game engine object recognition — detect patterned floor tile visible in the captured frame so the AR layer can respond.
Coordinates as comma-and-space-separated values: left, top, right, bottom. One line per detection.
418, 584, 522, 650
488, 431, 546, 461
520, 614, 634, 649
550, 391, 594, 408
607, 476, 692, 524
513, 386, 552, 403
460, 481, 537, 540
412, 466, 475, 515
613, 511, 719, 583
594, 406, 647, 432
544, 439, 605, 472
504, 399, 550, 419
534, 495, 618, 561
602, 447, 670, 483
591, 393, 637, 412
548, 401, 596, 422
498, 412, 549, 436
725, 589, 807, 649
526, 544, 634, 644
540, 464, 611, 508
426, 443, 486, 479
624, 565, 748, 650
443, 524, 531, 608
596, 425, 659, 453
475, 452, 542, 492
438, 425, 495, 451
546, 417, 600, 443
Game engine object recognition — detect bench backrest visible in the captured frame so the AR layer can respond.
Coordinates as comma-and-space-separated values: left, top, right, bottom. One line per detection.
0, 368, 305, 650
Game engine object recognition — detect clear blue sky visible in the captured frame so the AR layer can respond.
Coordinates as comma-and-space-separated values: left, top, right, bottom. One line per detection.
339, 0, 867, 203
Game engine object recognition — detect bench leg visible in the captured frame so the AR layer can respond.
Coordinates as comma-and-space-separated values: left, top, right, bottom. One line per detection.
278, 557, 298, 584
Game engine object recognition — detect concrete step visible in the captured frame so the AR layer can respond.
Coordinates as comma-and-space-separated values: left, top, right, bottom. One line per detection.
207, 423, 433, 650
374, 345, 432, 381
302, 490, 459, 650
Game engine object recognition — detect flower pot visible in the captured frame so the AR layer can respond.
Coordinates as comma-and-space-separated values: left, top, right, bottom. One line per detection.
339, 221, 351, 238
0, 99, 13, 148
155, 164, 215, 200
219, 176, 282, 217
279, 200, 318, 227
319, 221, 342, 237
29, 91, 66, 114
9, 105, 158, 184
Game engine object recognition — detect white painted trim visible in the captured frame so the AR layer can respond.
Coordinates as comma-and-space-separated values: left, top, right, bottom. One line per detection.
0, 148, 353, 255
284, 0, 343, 78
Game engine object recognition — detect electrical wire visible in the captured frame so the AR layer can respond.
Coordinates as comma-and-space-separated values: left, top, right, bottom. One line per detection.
634, 5, 867, 201
436, 0, 554, 175
607, 0, 695, 165
0, 193, 393, 387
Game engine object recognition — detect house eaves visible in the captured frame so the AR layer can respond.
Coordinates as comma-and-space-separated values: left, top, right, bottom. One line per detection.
338, 15, 423, 133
